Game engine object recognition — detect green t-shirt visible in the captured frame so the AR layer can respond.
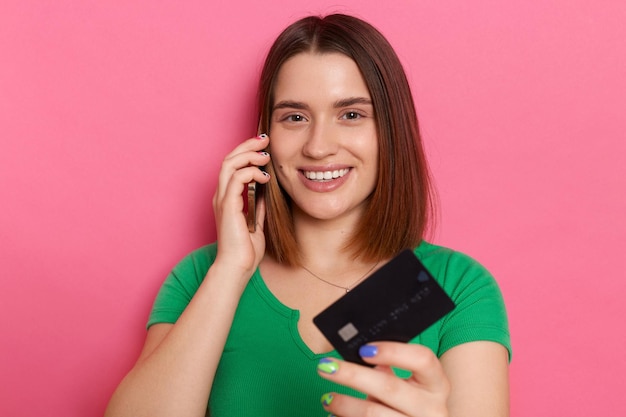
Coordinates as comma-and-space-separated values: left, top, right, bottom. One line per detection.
148, 241, 511, 416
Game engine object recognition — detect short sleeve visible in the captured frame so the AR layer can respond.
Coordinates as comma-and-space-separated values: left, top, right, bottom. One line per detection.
147, 244, 217, 328
417, 244, 512, 360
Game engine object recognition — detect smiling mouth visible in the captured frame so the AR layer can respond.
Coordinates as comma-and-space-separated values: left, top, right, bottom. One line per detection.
302, 168, 350, 182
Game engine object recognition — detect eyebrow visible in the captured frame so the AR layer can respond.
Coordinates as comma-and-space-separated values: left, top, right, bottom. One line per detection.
273, 100, 309, 111
333, 97, 373, 108
272, 97, 373, 112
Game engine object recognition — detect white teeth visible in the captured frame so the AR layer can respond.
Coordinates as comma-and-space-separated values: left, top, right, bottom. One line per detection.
304, 168, 349, 181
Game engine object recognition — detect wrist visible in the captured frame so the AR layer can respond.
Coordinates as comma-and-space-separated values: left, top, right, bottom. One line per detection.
204, 259, 256, 293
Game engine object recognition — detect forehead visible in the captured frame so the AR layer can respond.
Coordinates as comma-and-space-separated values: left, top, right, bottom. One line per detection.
273, 52, 371, 103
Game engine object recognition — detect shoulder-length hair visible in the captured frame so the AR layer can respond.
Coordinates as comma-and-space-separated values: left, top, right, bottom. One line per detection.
258, 14, 435, 266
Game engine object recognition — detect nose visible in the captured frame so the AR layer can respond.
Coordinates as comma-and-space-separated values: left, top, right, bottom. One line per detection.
302, 120, 339, 159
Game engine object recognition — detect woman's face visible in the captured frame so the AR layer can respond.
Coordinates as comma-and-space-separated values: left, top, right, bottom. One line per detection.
269, 52, 379, 225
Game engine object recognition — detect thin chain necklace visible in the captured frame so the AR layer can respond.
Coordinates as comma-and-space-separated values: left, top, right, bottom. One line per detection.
301, 261, 379, 293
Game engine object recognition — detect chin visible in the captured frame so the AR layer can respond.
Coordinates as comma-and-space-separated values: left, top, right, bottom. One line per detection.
296, 204, 363, 223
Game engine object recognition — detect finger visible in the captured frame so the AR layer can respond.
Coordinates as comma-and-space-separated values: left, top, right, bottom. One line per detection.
359, 342, 449, 392
318, 358, 419, 415
216, 151, 270, 202
221, 134, 269, 169
372, 364, 397, 378
215, 135, 270, 202
215, 166, 270, 217
222, 134, 269, 161
320, 392, 405, 417
215, 155, 271, 207
317, 354, 449, 416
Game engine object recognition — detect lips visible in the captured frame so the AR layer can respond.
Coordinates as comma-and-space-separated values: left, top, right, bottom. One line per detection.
302, 168, 350, 182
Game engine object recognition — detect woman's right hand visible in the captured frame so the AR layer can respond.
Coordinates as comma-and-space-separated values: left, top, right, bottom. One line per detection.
211, 134, 271, 280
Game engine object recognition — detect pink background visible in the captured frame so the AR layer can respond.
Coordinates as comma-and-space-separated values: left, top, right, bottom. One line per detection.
2, 1, 625, 416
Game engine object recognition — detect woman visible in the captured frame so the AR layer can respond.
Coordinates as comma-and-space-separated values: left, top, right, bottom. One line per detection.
106, 14, 511, 417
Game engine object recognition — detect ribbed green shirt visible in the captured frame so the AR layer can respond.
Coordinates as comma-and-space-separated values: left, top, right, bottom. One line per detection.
148, 241, 511, 416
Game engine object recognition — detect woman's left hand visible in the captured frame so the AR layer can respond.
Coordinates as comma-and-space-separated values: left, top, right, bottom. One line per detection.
317, 342, 450, 417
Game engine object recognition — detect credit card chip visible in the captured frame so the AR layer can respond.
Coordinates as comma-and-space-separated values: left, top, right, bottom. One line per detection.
338, 322, 359, 342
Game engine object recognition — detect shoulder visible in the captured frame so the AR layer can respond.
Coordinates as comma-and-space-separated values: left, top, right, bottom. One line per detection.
147, 243, 219, 328
180, 242, 219, 263
169, 243, 219, 279
413, 241, 494, 287
157, 243, 219, 300
413, 242, 511, 358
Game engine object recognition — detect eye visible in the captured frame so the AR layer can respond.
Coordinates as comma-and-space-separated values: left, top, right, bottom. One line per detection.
341, 111, 363, 120
279, 113, 307, 123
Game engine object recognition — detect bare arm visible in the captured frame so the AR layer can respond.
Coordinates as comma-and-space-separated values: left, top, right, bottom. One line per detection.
441, 341, 510, 417
105, 264, 251, 417
105, 135, 272, 417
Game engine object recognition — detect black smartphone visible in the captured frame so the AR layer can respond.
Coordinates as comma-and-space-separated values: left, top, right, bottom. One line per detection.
313, 249, 455, 365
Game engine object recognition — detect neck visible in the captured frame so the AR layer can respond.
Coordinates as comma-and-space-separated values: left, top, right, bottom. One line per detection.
291, 207, 365, 272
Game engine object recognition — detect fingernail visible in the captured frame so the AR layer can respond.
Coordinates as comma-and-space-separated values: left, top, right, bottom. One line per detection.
359, 344, 378, 358
317, 358, 338, 374
261, 170, 270, 178
258, 151, 270, 156
256, 133, 268, 139
321, 393, 334, 406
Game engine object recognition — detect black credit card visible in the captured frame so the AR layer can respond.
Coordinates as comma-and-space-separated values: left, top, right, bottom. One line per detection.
313, 249, 455, 365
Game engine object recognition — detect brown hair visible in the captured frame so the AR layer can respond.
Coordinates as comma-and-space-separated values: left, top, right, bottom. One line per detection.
258, 14, 436, 265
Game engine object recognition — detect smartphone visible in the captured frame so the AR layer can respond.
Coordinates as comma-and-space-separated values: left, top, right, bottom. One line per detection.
246, 181, 257, 232
313, 249, 455, 365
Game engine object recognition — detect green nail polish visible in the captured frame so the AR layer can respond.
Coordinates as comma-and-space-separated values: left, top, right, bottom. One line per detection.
321, 392, 334, 406
317, 358, 339, 374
